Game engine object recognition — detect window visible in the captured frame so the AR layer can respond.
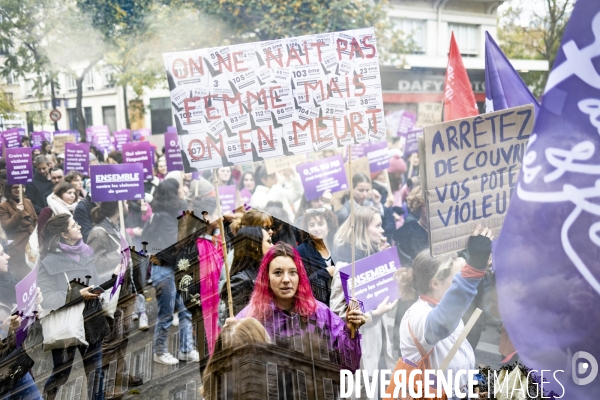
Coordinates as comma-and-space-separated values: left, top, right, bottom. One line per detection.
448, 23, 479, 56
395, 19, 426, 54
85, 71, 95, 91
150, 97, 172, 134
66, 74, 77, 93
67, 107, 93, 131
102, 106, 117, 133
104, 68, 115, 89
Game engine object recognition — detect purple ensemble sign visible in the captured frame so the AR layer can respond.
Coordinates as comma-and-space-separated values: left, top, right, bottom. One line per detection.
364, 141, 389, 173
90, 163, 144, 202
338, 247, 402, 313
6, 148, 33, 185
122, 142, 153, 181
164, 132, 183, 171
296, 155, 348, 201
64, 143, 91, 175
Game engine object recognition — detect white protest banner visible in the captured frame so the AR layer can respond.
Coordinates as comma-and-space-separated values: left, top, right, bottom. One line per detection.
420, 104, 534, 256
163, 28, 386, 172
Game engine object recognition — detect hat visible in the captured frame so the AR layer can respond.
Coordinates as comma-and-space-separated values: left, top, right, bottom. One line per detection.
189, 177, 215, 199
388, 154, 407, 174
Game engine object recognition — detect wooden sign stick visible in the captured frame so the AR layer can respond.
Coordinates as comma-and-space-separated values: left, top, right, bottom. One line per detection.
213, 168, 233, 318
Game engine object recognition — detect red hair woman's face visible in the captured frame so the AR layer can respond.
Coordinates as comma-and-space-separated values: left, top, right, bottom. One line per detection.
268, 256, 299, 309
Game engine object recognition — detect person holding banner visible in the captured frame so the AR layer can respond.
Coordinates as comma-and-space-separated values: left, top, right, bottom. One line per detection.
0, 240, 42, 399
0, 184, 37, 280
237, 242, 364, 372
25, 155, 53, 215
37, 214, 109, 400
395, 226, 493, 399
330, 205, 398, 399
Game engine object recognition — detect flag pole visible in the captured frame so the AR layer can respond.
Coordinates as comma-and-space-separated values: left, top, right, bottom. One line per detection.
213, 168, 233, 318
348, 145, 357, 338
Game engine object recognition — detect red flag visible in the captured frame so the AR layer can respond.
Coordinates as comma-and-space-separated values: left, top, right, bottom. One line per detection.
443, 33, 478, 121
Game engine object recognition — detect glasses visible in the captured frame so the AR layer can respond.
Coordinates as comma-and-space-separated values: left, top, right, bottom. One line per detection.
306, 208, 326, 214
68, 223, 80, 230
263, 226, 274, 231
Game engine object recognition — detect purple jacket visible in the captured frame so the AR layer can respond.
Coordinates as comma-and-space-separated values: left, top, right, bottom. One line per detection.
237, 301, 362, 371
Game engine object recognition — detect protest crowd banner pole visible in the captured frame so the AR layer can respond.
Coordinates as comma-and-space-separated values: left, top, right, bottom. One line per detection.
118, 200, 126, 238
348, 144, 357, 339
213, 168, 234, 318
18, 184, 23, 204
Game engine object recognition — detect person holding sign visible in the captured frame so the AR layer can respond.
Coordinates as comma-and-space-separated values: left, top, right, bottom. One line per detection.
237, 242, 364, 372
395, 225, 493, 398
25, 155, 53, 215
330, 205, 398, 399
0, 241, 42, 399
0, 184, 37, 280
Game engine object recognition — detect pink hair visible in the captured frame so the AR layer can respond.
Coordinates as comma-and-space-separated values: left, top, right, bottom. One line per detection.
245, 242, 317, 321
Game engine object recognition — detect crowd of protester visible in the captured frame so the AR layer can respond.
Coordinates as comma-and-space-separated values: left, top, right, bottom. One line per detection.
0, 136, 505, 400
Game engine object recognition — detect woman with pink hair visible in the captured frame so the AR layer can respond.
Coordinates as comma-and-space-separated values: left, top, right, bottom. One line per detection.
237, 242, 364, 371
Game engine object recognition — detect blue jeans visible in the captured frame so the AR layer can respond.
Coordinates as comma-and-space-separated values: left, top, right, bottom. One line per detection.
151, 265, 194, 355
0, 372, 41, 400
43, 341, 104, 400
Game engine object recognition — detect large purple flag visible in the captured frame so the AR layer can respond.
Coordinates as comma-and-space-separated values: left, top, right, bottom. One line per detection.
485, 32, 540, 115
495, 2, 600, 397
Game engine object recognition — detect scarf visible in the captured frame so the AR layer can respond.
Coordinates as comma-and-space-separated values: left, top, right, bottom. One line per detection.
47, 193, 79, 216
58, 239, 94, 262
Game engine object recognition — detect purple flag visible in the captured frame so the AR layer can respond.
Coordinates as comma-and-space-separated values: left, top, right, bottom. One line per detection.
297, 155, 348, 201
6, 148, 33, 185
90, 163, 144, 202
495, 2, 600, 397
164, 132, 183, 171
122, 142, 153, 181
64, 143, 91, 175
113, 130, 131, 151
485, 32, 540, 115
218, 185, 237, 214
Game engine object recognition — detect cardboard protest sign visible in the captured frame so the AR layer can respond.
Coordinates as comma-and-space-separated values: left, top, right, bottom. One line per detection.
364, 141, 389, 173
163, 28, 386, 172
2, 128, 21, 149
88, 125, 112, 151
164, 132, 183, 171
338, 247, 401, 313
6, 148, 33, 185
15, 268, 38, 346
55, 129, 80, 143
297, 155, 348, 201
90, 163, 144, 202
31, 131, 50, 149
64, 143, 91, 175
53, 134, 75, 154
420, 104, 534, 256
113, 130, 131, 151
417, 102, 442, 127
264, 154, 306, 174
122, 142, 153, 181
219, 185, 237, 214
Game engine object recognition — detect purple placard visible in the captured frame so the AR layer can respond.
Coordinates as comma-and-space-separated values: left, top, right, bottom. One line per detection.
88, 125, 112, 151
338, 247, 402, 313
404, 128, 423, 155
64, 143, 91, 175
219, 185, 237, 214
6, 148, 33, 185
55, 129, 80, 143
122, 142, 153, 181
113, 130, 131, 151
166, 126, 177, 133
2, 128, 22, 149
346, 143, 368, 162
31, 131, 48, 149
192, 171, 202, 180
17, 128, 26, 138
396, 111, 417, 137
239, 188, 252, 207
296, 155, 348, 201
90, 163, 144, 202
131, 128, 151, 141
15, 268, 38, 346
164, 132, 183, 171
364, 141, 390, 173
